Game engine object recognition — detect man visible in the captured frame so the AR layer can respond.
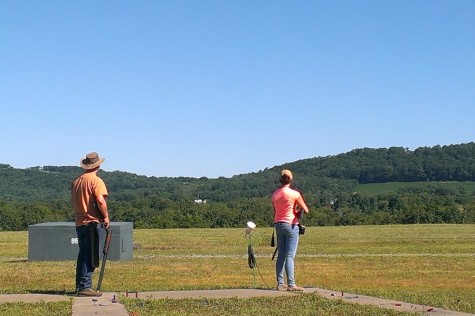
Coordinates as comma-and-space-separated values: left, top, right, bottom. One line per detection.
71, 152, 110, 297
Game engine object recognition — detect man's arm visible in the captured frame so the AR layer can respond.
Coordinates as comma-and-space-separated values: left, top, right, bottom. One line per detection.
95, 194, 110, 228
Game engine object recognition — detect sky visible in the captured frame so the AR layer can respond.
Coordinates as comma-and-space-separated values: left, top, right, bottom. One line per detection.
1, 1, 474, 178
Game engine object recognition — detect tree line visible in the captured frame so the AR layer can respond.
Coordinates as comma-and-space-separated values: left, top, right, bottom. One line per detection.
0, 142, 474, 231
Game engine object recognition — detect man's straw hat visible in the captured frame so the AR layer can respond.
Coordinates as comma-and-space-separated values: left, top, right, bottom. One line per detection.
80, 152, 105, 170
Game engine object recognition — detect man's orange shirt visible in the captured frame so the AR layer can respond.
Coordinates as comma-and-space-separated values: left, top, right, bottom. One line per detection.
71, 172, 108, 226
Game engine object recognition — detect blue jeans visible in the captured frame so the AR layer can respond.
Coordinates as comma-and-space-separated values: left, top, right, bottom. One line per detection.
76, 223, 105, 291
275, 222, 300, 287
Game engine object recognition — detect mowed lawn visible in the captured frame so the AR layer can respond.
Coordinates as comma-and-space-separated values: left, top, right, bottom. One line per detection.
0, 224, 474, 315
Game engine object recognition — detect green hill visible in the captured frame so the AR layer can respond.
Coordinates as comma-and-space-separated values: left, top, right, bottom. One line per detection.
1, 142, 474, 230
356, 181, 475, 196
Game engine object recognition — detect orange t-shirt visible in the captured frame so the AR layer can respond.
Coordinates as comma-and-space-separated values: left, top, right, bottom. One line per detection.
272, 186, 301, 224
71, 172, 108, 226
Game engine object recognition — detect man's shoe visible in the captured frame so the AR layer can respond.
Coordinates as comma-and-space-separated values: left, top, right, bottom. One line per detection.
276, 284, 288, 291
287, 285, 305, 292
77, 288, 102, 297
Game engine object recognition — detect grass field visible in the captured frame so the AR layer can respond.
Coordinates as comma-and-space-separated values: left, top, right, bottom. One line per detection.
1, 224, 474, 315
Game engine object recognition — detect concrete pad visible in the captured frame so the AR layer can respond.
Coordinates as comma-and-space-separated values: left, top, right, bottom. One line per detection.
0, 292, 129, 316
120, 288, 295, 300
72, 292, 128, 316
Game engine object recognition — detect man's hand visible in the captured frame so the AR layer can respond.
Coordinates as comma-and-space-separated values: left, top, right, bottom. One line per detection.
102, 217, 110, 229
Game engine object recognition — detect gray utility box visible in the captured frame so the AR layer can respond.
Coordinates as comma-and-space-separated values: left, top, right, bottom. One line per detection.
28, 222, 133, 261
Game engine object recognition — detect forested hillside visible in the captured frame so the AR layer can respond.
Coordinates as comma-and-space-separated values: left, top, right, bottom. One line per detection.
1, 142, 474, 230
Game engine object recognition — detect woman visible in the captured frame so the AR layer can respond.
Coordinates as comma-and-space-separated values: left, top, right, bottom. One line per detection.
272, 169, 309, 291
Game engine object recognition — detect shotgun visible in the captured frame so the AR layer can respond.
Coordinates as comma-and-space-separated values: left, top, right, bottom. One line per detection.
96, 227, 111, 291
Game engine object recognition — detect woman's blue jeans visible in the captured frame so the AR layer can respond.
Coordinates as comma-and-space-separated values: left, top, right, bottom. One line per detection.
76, 223, 105, 291
274, 222, 300, 287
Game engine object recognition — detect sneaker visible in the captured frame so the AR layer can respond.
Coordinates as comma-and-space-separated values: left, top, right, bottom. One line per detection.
77, 288, 102, 297
276, 284, 288, 291
287, 285, 305, 292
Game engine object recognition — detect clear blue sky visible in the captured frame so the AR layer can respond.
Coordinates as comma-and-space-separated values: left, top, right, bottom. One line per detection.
1, 1, 474, 178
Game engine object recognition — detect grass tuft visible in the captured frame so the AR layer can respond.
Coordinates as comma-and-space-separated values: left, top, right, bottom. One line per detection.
122, 294, 411, 316
0, 301, 71, 316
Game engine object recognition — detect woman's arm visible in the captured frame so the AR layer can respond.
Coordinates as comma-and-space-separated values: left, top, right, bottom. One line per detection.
296, 195, 309, 214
